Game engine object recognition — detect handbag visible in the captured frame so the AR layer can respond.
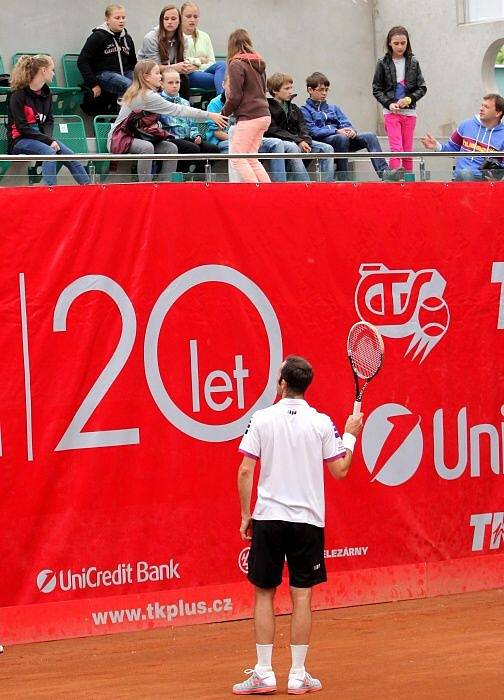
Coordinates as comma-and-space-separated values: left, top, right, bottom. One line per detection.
110, 110, 171, 154
132, 111, 171, 144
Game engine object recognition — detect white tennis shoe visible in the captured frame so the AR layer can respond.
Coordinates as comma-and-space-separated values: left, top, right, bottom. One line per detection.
232, 668, 277, 695
287, 670, 322, 694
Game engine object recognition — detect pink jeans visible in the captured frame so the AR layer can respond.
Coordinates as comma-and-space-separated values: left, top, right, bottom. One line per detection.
384, 113, 417, 171
229, 116, 271, 183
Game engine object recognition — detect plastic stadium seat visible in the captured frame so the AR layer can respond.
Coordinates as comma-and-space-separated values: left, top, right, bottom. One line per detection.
62, 53, 82, 88
0, 56, 4, 73
0, 116, 10, 181
53, 114, 88, 153
93, 115, 116, 180
189, 86, 216, 110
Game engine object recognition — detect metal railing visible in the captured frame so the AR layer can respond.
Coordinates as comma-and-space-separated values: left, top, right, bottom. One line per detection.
1, 150, 503, 185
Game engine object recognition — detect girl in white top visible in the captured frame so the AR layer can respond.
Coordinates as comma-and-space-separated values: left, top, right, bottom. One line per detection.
108, 59, 227, 181
180, 2, 226, 93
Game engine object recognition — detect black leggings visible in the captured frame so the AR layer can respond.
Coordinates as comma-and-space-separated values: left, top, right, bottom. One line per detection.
172, 139, 220, 173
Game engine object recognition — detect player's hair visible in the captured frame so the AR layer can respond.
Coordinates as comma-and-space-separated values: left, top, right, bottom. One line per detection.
121, 59, 157, 104
306, 72, 330, 89
267, 72, 293, 97
280, 355, 313, 394
158, 5, 185, 64
385, 26, 412, 57
105, 4, 125, 17
484, 93, 504, 119
227, 28, 255, 61
10, 54, 52, 90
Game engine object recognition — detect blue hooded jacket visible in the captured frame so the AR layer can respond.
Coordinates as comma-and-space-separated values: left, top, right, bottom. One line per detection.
301, 98, 353, 139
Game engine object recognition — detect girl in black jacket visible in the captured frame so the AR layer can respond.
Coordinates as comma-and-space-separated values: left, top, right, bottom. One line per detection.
372, 26, 426, 174
8, 55, 90, 185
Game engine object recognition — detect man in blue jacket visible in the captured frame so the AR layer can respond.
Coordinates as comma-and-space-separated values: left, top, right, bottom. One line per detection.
301, 72, 389, 180
421, 93, 504, 180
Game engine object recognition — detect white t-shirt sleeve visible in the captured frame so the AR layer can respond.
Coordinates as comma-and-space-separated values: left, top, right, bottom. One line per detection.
238, 415, 261, 459
323, 418, 346, 461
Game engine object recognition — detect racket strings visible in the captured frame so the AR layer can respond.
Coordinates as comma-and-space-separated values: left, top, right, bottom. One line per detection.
348, 327, 382, 379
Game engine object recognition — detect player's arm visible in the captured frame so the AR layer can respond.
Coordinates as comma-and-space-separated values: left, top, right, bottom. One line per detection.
237, 455, 257, 540
325, 413, 363, 480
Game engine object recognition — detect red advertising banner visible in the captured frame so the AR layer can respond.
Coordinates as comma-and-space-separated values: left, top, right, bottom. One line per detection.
0, 183, 502, 644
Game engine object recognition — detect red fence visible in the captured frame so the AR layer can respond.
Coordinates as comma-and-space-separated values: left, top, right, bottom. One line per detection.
0, 183, 503, 644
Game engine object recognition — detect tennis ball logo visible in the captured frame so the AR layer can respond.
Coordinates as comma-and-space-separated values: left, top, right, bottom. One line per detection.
362, 403, 423, 486
417, 296, 449, 338
36, 569, 57, 594
238, 547, 250, 574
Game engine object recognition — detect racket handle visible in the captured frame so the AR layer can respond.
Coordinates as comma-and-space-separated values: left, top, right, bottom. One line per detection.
353, 400, 361, 417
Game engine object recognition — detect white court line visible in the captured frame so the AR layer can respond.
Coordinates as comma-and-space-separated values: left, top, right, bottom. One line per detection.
19, 273, 34, 461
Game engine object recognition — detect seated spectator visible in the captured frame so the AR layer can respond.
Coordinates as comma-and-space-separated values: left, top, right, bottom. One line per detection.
421, 94, 504, 180
7, 55, 90, 186
265, 72, 334, 181
78, 4, 136, 99
206, 76, 288, 183
107, 59, 227, 181
137, 5, 190, 99
301, 71, 389, 180
159, 69, 219, 173
180, 2, 226, 94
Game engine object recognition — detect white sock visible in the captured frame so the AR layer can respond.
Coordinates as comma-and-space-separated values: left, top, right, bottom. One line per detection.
255, 643, 273, 675
290, 644, 309, 677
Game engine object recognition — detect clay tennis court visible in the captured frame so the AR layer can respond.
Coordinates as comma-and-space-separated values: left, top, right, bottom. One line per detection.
1, 587, 502, 698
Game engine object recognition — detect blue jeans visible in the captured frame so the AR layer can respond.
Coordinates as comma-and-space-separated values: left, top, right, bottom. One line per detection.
96, 70, 133, 96
220, 134, 287, 182
188, 62, 226, 93
12, 138, 90, 186
322, 131, 387, 177
282, 140, 334, 181
259, 137, 286, 182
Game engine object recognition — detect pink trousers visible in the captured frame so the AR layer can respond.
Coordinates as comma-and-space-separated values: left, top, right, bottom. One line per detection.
229, 116, 271, 183
384, 113, 417, 171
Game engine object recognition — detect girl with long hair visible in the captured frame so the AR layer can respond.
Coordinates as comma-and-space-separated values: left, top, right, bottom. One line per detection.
372, 26, 427, 173
180, 2, 226, 93
138, 5, 190, 99
222, 29, 271, 183
107, 59, 227, 181
8, 55, 90, 185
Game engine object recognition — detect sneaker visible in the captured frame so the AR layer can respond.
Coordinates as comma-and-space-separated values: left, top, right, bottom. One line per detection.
232, 668, 277, 695
287, 671, 322, 695
381, 167, 405, 181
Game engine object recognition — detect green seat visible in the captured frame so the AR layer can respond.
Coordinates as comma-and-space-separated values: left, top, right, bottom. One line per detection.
53, 114, 88, 153
93, 115, 115, 180
0, 116, 10, 182
12, 52, 58, 86
0, 56, 5, 73
62, 53, 83, 88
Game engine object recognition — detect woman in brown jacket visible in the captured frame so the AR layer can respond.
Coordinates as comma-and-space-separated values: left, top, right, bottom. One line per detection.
222, 29, 271, 183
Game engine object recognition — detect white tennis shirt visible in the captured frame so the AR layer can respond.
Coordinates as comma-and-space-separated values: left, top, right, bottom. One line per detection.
239, 398, 346, 527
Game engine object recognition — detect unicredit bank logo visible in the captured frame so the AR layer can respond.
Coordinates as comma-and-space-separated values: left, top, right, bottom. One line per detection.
362, 403, 423, 486
37, 569, 57, 593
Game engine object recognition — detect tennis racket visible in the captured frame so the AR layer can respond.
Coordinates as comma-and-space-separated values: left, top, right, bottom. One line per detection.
347, 321, 384, 417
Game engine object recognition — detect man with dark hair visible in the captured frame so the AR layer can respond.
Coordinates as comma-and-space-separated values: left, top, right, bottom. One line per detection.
233, 355, 363, 695
421, 94, 504, 180
301, 71, 390, 180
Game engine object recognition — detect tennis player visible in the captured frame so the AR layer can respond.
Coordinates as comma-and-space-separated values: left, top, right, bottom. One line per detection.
233, 355, 363, 695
